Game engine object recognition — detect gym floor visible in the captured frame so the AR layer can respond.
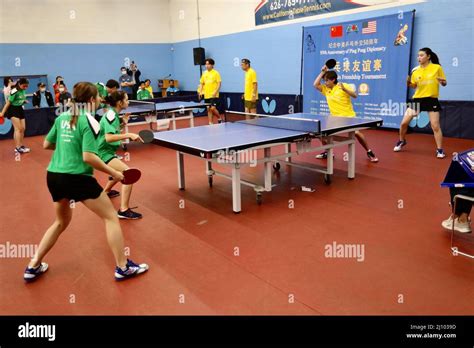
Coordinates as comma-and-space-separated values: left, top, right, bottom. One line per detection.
0, 118, 473, 315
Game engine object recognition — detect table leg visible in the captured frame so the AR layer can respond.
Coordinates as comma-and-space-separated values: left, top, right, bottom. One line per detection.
172, 113, 177, 130
348, 132, 356, 179
285, 143, 292, 162
232, 164, 242, 213
189, 110, 195, 127
177, 152, 185, 190
264, 147, 272, 191
327, 136, 334, 175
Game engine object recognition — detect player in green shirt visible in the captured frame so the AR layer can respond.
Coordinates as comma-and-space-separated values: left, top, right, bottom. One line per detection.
0, 78, 31, 154
96, 79, 120, 118
23, 82, 149, 283
98, 90, 144, 219
136, 81, 152, 100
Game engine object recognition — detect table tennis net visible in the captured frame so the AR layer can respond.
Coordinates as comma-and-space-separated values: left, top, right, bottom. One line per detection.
126, 100, 156, 114
226, 112, 321, 134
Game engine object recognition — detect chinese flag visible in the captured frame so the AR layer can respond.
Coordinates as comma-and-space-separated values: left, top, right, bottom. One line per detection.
330, 25, 343, 38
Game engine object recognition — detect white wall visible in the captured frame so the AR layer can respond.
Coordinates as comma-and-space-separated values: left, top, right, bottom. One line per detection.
169, 0, 425, 43
0, 0, 171, 43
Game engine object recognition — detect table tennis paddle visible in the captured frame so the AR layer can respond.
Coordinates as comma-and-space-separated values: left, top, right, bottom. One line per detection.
0, 117, 4, 125
138, 129, 154, 144
121, 168, 141, 185
325, 59, 337, 69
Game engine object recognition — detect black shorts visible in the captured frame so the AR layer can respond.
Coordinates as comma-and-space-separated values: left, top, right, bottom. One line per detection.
204, 98, 221, 108
5, 105, 25, 119
47, 171, 103, 202
409, 98, 442, 112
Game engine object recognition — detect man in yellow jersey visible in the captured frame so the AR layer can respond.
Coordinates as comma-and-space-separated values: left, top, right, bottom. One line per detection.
241, 58, 258, 114
394, 47, 447, 158
198, 58, 223, 124
313, 65, 378, 162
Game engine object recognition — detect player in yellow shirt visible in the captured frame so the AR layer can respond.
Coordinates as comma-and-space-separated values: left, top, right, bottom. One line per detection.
241, 58, 258, 114
313, 66, 378, 162
198, 58, 223, 125
394, 48, 447, 158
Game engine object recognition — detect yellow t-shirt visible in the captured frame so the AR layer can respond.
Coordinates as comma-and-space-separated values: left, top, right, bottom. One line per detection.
244, 68, 258, 101
321, 83, 356, 117
411, 63, 446, 99
200, 69, 221, 99
145, 86, 153, 95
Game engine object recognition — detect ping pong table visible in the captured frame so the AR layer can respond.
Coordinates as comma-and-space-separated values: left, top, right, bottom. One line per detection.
152, 113, 383, 213
97, 100, 208, 149
97, 100, 208, 129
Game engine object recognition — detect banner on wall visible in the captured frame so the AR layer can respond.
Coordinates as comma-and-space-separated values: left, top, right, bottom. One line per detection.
302, 11, 415, 129
255, 0, 402, 26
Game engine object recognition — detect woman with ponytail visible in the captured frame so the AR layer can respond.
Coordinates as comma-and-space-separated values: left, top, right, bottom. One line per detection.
98, 90, 144, 219
394, 47, 448, 158
24, 82, 149, 282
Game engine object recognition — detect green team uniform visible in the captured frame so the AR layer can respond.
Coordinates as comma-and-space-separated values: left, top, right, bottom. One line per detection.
96, 82, 108, 110
9, 88, 27, 106
46, 111, 100, 175
96, 82, 108, 98
137, 88, 152, 100
98, 108, 121, 163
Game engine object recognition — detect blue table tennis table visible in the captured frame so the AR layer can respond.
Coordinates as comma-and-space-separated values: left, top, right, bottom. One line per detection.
152, 113, 383, 213
97, 100, 208, 149
97, 100, 208, 129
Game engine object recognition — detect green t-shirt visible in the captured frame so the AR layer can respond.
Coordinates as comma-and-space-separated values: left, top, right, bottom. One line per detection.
137, 88, 151, 100
46, 111, 100, 176
9, 88, 27, 106
98, 108, 121, 163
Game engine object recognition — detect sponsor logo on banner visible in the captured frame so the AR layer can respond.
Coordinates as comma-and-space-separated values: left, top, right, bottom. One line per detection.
346, 24, 359, 34
358, 83, 370, 96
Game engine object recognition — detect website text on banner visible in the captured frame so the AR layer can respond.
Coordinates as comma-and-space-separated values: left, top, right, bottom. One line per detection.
255, 0, 401, 26
302, 11, 415, 129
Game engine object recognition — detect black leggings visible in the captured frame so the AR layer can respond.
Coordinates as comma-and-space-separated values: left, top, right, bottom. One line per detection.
450, 187, 474, 215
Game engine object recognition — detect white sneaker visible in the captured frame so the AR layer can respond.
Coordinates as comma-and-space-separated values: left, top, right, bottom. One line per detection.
441, 216, 472, 233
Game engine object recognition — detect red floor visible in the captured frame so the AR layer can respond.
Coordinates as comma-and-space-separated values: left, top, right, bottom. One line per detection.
0, 118, 473, 315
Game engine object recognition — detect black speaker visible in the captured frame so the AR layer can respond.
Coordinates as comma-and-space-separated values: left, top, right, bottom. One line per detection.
193, 47, 205, 66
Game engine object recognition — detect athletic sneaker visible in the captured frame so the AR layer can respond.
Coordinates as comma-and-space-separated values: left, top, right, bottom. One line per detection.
441, 216, 472, 233
393, 140, 407, 152
315, 152, 334, 159
118, 208, 143, 220
107, 190, 120, 199
367, 150, 379, 163
24, 262, 49, 282
15, 146, 31, 154
436, 149, 446, 159
115, 259, 149, 281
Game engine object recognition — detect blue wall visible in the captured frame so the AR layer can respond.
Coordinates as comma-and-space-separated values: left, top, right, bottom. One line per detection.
0, 44, 173, 91
171, 0, 474, 101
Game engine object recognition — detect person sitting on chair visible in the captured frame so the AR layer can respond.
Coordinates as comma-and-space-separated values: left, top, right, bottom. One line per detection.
442, 187, 473, 233
166, 80, 179, 97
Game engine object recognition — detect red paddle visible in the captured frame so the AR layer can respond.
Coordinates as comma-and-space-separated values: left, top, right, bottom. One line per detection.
0, 117, 4, 125
121, 168, 141, 185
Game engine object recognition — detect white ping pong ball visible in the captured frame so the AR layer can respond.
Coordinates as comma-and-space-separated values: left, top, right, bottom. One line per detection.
266, 97, 270, 101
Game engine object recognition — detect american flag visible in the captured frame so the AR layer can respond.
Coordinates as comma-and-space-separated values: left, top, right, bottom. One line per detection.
362, 21, 377, 34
